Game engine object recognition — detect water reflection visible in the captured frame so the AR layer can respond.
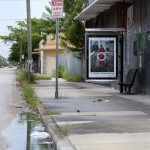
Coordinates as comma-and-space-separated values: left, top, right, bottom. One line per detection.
3, 112, 55, 150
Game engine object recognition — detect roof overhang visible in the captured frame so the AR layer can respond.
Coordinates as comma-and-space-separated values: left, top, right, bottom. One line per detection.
75, 0, 133, 21
85, 28, 125, 33
32, 52, 40, 54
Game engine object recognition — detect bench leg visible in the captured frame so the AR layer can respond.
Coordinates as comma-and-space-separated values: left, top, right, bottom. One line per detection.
124, 87, 127, 93
127, 87, 131, 94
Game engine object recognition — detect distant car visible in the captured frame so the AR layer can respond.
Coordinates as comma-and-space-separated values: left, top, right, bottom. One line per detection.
0, 66, 4, 68
8, 66, 13, 68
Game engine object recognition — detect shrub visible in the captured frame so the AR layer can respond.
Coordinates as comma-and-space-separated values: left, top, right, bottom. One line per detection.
62, 70, 69, 79
51, 64, 81, 82
52, 64, 65, 78
58, 65, 65, 78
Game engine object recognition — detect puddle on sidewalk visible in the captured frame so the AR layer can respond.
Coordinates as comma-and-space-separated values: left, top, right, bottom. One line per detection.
3, 112, 56, 150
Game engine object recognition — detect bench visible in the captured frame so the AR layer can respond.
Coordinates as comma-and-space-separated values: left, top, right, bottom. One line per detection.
118, 69, 138, 94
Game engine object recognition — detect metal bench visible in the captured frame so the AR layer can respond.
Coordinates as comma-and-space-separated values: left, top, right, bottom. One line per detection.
118, 69, 138, 94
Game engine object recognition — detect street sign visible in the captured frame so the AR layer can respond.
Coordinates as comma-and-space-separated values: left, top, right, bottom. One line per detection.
51, 0, 63, 18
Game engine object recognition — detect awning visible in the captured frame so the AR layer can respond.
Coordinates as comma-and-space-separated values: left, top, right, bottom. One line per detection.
85, 28, 125, 33
75, 0, 133, 20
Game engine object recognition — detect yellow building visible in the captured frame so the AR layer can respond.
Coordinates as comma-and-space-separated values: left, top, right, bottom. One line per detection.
34, 34, 65, 75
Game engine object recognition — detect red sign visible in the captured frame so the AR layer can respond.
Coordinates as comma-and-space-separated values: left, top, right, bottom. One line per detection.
51, 0, 63, 18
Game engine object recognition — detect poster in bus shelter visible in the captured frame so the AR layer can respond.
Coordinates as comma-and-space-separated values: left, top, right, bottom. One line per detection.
87, 36, 117, 79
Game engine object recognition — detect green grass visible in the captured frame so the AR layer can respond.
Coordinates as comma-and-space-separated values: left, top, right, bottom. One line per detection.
67, 76, 81, 82
22, 82, 39, 109
34, 74, 51, 80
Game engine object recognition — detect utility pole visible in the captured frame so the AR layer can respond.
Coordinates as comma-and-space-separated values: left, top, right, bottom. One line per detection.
20, 28, 22, 69
26, 0, 32, 83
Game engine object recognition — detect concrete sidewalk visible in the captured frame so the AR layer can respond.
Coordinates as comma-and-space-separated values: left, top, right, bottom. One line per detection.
33, 79, 150, 150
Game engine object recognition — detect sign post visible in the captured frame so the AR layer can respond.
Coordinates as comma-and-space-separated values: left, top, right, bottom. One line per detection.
51, 0, 63, 99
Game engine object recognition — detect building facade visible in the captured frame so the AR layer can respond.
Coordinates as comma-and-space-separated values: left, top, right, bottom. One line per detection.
34, 35, 65, 76
76, 0, 150, 94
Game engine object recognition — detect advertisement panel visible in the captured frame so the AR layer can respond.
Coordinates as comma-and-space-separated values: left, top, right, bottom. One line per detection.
87, 36, 117, 79
51, 0, 63, 18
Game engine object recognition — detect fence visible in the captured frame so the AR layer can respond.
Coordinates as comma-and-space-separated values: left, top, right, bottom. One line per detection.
58, 53, 83, 79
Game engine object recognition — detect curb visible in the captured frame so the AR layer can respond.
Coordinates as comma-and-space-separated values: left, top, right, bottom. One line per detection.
37, 105, 77, 150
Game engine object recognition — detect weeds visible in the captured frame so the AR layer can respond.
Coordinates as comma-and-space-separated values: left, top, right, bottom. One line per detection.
16, 70, 39, 109
60, 126, 69, 136
22, 82, 39, 109
16, 70, 35, 84
58, 89, 69, 98
52, 64, 81, 82
16, 70, 28, 84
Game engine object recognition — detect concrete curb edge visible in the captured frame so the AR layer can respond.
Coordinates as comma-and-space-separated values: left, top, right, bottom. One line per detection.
37, 104, 77, 150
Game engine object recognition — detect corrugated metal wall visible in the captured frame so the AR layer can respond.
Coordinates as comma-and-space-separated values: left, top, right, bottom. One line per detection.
58, 53, 83, 78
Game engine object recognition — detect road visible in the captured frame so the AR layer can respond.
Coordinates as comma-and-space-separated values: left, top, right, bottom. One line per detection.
0, 67, 26, 150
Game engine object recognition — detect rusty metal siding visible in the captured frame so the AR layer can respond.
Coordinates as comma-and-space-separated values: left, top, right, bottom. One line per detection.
126, 5, 134, 66
133, 0, 150, 94
96, 5, 117, 28
85, 2, 130, 29
116, 3, 130, 29
134, 0, 150, 33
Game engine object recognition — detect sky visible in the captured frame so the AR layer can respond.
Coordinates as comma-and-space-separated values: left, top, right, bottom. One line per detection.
0, 0, 50, 58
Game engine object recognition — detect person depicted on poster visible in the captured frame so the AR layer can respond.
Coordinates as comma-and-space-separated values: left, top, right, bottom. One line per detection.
98, 44, 105, 52
97, 44, 106, 68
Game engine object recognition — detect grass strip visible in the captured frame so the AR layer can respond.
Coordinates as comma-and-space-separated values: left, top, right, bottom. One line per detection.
34, 74, 51, 80
22, 81, 39, 109
16, 70, 39, 109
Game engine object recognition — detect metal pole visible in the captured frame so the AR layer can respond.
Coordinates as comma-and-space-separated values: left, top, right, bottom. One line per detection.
119, 33, 124, 93
55, 18, 59, 99
26, 0, 32, 83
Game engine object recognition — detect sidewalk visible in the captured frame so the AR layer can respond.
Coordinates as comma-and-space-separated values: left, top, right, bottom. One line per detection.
33, 79, 150, 150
